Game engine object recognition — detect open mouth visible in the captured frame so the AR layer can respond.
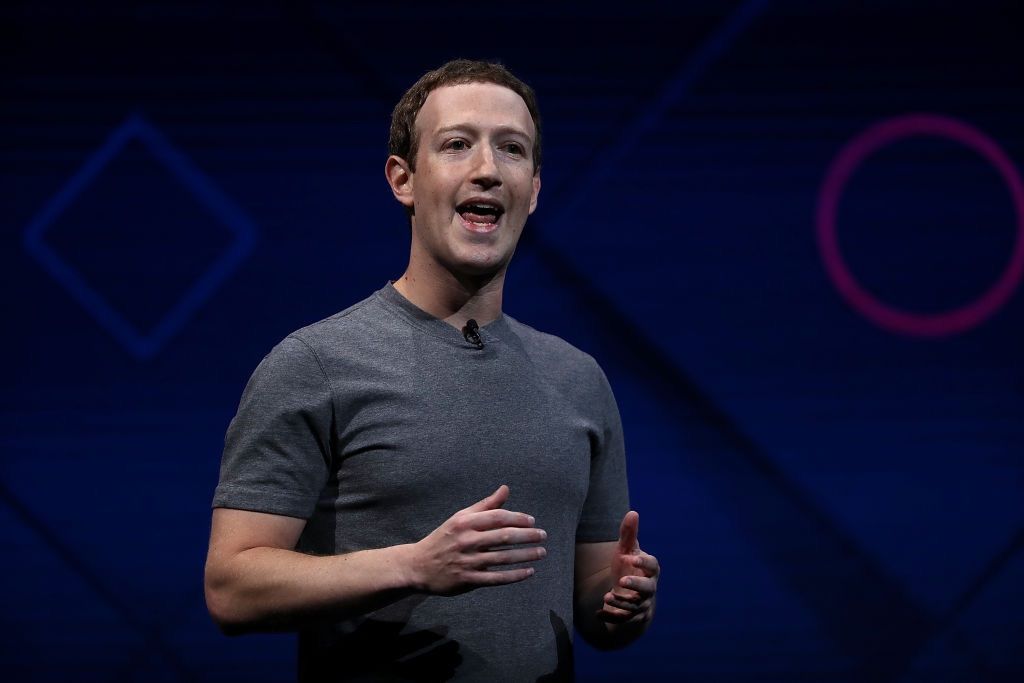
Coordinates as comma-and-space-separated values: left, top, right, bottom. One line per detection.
457, 200, 505, 231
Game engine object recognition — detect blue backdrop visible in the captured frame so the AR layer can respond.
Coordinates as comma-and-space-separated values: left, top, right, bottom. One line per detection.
2, 1, 1022, 681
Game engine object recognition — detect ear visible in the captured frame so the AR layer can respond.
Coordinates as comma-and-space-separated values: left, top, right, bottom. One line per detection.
385, 155, 415, 210
528, 170, 541, 214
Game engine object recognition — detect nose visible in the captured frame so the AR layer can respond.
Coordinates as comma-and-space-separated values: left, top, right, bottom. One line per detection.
470, 145, 501, 190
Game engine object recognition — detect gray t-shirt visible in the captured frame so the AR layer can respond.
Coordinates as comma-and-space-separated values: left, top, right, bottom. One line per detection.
213, 283, 630, 681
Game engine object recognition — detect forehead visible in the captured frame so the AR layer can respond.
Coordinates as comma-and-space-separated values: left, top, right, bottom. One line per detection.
416, 82, 535, 139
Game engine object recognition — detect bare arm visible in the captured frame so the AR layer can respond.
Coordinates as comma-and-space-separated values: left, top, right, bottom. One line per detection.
204, 485, 546, 635
573, 512, 659, 650
203, 507, 416, 634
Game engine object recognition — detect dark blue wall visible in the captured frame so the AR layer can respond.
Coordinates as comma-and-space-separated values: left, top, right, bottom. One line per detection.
2, 1, 1022, 681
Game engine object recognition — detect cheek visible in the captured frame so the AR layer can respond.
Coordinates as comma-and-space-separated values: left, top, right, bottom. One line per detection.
418, 188, 453, 216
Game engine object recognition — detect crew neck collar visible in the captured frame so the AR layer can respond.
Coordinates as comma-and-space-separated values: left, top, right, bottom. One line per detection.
375, 281, 511, 346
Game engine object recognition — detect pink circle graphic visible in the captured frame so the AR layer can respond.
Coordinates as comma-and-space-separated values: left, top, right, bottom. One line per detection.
817, 113, 1024, 337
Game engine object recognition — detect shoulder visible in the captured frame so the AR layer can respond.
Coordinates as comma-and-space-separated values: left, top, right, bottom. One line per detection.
240, 292, 386, 393
503, 316, 622, 433
503, 315, 607, 387
274, 290, 386, 360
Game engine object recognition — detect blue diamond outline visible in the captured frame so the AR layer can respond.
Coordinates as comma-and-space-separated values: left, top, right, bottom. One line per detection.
22, 112, 258, 360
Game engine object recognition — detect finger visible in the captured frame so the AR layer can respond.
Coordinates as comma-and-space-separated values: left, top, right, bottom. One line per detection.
467, 509, 536, 531
619, 575, 656, 596
466, 566, 535, 586
595, 604, 643, 624
600, 601, 649, 622
617, 511, 639, 554
609, 586, 643, 603
464, 484, 509, 513
627, 552, 659, 577
603, 592, 644, 612
476, 545, 547, 568
473, 526, 547, 550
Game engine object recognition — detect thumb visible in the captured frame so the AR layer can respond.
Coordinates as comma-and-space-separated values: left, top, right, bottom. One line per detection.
617, 510, 639, 553
465, 484, 509, 513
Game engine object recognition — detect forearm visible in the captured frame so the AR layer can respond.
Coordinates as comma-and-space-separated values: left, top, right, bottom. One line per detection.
205, 543, 419, 634
574, 567, 654, 650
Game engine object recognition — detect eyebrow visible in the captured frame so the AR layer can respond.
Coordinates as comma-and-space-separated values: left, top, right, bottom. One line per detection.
433, 124, 533, 142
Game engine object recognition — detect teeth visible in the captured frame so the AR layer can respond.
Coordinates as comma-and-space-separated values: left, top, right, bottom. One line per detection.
461, 203, 501, 213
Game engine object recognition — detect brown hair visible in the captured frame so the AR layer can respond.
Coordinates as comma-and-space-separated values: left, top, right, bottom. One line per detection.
388, 59, 542, 172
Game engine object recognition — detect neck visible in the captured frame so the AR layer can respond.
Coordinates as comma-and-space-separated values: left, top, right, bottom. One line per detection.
392, 259, 506, 330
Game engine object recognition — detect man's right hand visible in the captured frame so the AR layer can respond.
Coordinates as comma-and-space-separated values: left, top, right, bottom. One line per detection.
409, 484, 547, 595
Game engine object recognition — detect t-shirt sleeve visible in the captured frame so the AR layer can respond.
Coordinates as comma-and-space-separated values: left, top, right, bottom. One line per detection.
212, 334, 334, 519
575, 358, 631, 542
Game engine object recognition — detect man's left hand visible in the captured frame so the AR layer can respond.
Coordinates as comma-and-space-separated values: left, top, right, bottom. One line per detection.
596, 511, 659, 625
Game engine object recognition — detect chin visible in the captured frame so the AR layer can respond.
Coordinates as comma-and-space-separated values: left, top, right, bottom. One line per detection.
449, 250, 511, 278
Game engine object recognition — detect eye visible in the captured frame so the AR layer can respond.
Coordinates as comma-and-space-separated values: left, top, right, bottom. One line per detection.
502, 142, 525, 156
445, 138, 469, 152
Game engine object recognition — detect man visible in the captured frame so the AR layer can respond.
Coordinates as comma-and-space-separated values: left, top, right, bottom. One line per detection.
205, 59, 660, 681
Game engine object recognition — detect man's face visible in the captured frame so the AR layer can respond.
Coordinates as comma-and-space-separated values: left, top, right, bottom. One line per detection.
390, 82, 541, 278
